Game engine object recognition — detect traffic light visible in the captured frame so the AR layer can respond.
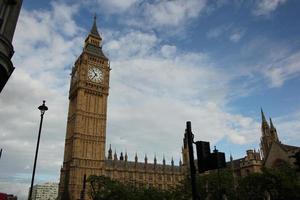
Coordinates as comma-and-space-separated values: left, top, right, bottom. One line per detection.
195, 141, 226, 173
195, 141, 210, 173
208, 151, 226, 170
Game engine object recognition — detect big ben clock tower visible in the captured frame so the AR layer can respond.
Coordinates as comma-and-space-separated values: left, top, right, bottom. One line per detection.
58, 16, 110, 200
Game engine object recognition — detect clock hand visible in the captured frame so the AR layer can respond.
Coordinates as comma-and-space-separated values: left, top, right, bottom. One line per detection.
92, 68, 97, 76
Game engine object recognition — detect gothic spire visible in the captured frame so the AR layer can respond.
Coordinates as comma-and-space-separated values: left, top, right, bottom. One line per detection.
90, 14, 101, 38
270, 118, 276, 130
135, 153, 138, 162
114, 149, 118, 160
108, 144, 112, 160
261, 108, 269, 132
120, 152, 124, 161
261, 108, 267, 123
125, 151, 128, 162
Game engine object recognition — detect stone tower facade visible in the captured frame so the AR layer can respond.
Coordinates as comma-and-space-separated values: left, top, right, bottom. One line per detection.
58, 18, 185, 200
260, 109, 280, 159
58, 17, 110, 199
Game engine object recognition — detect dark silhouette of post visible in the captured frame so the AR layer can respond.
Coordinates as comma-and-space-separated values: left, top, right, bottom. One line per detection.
80, 174, 87, 200
28, 101, 48, 200
186, 121, 201, 200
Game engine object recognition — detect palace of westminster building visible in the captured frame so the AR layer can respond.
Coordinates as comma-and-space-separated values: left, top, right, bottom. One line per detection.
58, 18, 300, 200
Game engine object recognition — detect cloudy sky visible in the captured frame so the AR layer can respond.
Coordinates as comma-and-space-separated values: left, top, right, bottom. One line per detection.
1, 0, 300, 198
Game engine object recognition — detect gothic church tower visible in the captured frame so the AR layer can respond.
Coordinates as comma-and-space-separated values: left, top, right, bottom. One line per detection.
58, 17, 110, 200
260, 109, 279, 160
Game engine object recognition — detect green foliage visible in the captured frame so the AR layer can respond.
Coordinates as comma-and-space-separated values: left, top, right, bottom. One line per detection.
86, 175, 180, 200
292, 151, 300, 172
87, 166, 300, 200
198, 168, 237, 200
237, 166, 300, 200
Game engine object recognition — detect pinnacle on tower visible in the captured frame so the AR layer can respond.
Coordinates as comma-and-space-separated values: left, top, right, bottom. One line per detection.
163, 155, 166, 165
171, 157, 174, 166
135, 153, 138, 162
261, 108, 268, 123
144, 154, 148, 164
154, 154, 157, 164
261, 108, 270, 133
90, 14, 101, 38
114, 149, 118, 160
120, 152, 124, 161
270, 118, 276, 130
125, 152, 128, 162
108, 144, 112, 160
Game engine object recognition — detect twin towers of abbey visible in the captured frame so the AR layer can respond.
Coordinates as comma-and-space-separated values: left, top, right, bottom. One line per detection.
58, 18, 186, 200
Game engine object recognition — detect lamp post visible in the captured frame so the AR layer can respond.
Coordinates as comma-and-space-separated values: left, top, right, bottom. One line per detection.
28, 101, 48, 200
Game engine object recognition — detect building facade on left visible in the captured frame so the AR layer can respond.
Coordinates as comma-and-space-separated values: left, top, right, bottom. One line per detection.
0, 192, 17, 200
0, 0, 22, 93
29, 182, 58, 200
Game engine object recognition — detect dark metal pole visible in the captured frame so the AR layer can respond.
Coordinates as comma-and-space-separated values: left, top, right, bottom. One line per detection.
28, 101, 48, 200
80, 174, 87, 200
186, 121, 201, 200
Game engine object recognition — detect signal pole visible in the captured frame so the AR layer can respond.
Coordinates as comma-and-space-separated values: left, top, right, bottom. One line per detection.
186, 121, 201, 200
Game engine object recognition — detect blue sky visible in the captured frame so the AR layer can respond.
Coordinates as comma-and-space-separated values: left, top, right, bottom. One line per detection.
0, 0, 300, 198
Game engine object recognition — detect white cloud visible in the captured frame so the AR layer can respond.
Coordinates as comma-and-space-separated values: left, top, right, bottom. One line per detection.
103, 30, 261, 163
263, 51, 300, 87
275, 111, 300, 145
160, 45, 177, 58
207, 24, 245, 43
207, 25, 231, 39
143, 0, 207, 27
229, 30, 245, 43
105, 30, 158, 59
0, 2, 83, 198
93, 0, 139, 13
253, 0, 288, 16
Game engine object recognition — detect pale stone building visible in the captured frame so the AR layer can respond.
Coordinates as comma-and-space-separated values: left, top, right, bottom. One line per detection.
229, 109, 300, 177
230, 149, 262, 177
259, 110, 300, 169
30, 182, 58, 200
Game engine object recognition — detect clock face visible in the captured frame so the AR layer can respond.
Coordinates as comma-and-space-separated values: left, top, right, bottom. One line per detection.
88, 67, 103, 83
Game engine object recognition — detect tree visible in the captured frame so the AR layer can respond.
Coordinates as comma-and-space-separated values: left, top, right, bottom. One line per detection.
237, 165, 300, 200
198, 168, 237, 200
292, 150, 300, 172
86, 175, 183, 200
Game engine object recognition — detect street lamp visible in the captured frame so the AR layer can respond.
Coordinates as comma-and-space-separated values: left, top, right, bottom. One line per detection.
28, 100, 48, 200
